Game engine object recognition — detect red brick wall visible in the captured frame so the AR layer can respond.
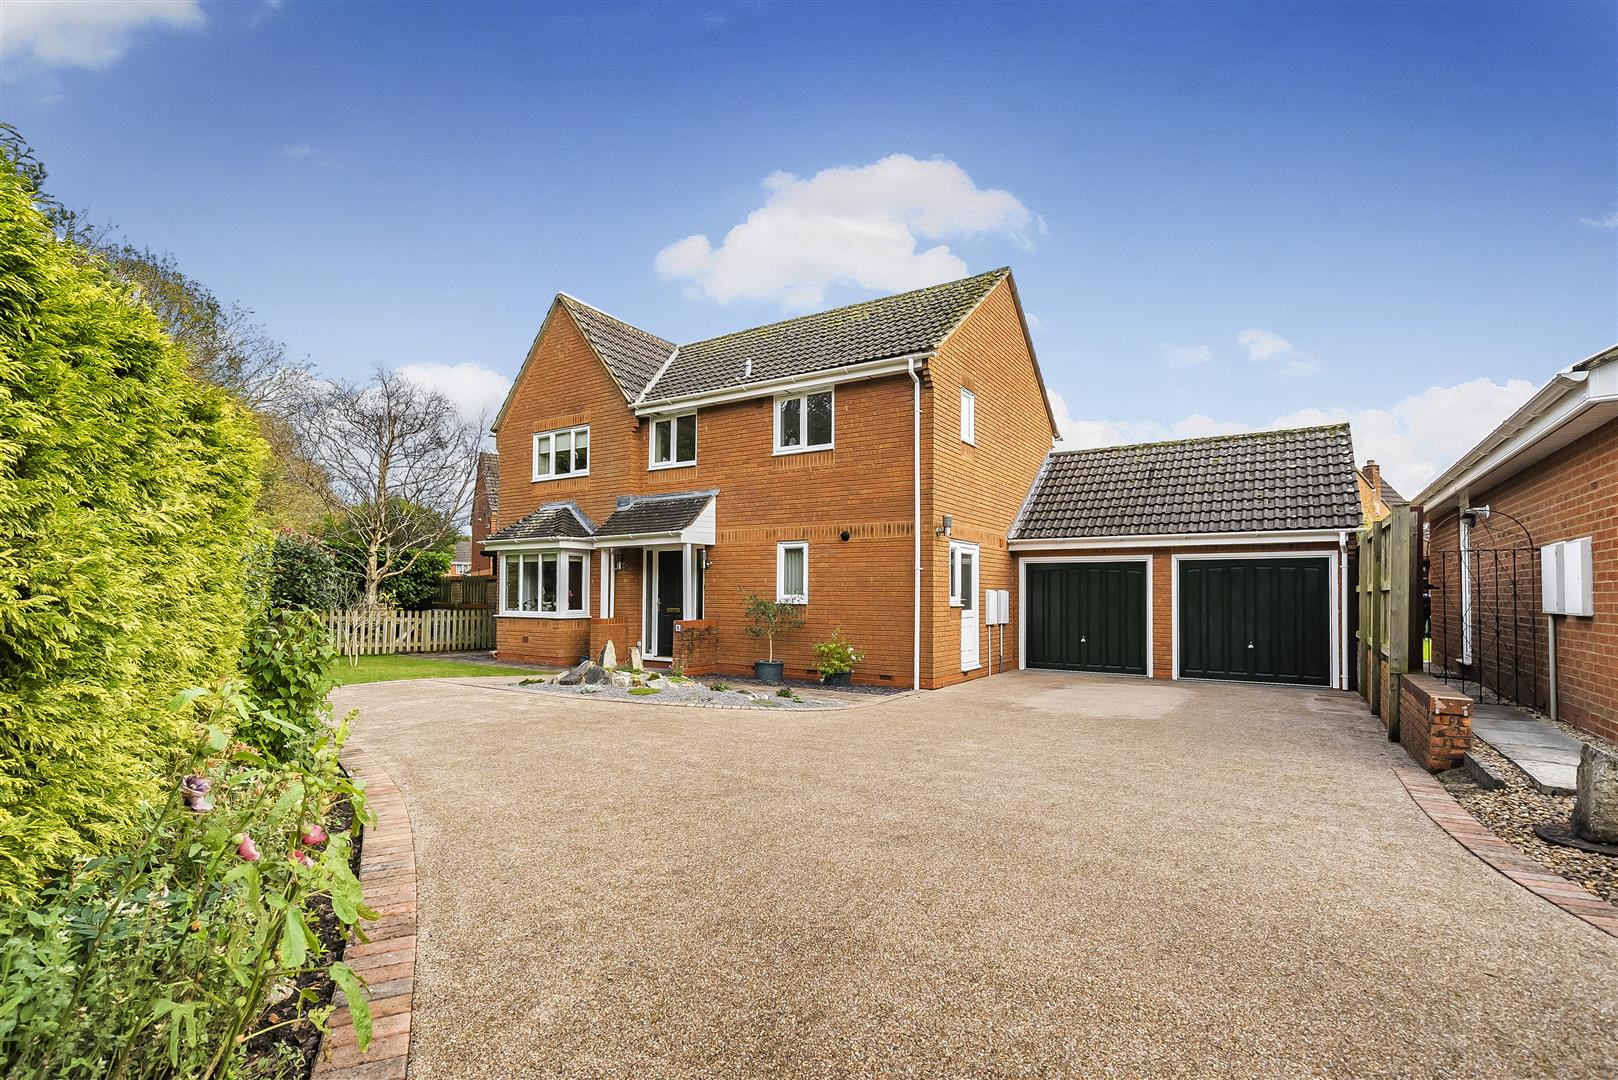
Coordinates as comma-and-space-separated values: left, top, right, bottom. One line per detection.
495, 617, 590, 668
672, 619, 719, 676
1015, 543, 1345, 684
1398, 673, 1474, 771
1424, 417, 1617, 741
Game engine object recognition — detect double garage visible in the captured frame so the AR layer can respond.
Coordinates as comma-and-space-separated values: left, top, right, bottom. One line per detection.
1020, 554, 1337, 686
1008, 425, 1362, 690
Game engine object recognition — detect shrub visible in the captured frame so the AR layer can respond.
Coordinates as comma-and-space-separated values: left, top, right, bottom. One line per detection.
0, 160, 264, 901
264, 531, 346, 611
380, 549, 451, 610
813, 627, 864, 677
742, 594, 805, 661
238, 609, 339, 764
0, 686, 373, 1079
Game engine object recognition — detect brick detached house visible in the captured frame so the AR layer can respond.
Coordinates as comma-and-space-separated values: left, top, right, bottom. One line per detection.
483, 268, 1057, 688
1010, 426, 1362, 688
1417, 344, 1618, 742
467, 451, 499, 576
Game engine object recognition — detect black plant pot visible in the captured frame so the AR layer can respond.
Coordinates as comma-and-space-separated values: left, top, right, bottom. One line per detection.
754, 660, 785, 684
821, 671, 852, 687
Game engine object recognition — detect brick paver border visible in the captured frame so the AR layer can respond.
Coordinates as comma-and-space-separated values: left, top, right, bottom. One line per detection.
313, 746, 417, 1079
1394, 766, 1618, 939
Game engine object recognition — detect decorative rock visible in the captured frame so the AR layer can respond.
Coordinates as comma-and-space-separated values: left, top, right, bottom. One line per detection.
558, 660, 612, 686
600, 640, 618, 670
628, 645, 644, 671
1572, 743, 1618, 845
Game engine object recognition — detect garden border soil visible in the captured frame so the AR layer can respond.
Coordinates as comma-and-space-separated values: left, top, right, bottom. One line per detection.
1395, 766, 1618, 939
313, 748, 417, 1079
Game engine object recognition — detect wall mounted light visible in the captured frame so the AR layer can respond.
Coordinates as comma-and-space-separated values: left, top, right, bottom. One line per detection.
935, 514, 953, 537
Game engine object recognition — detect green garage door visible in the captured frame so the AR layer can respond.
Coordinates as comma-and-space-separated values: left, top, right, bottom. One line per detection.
1025, 562, 1148, 675
1177, 558, 1331, 686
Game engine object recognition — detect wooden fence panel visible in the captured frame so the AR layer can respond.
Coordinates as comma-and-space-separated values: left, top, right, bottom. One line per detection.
1357, 505, 1422, 740
325, 607, 494, 656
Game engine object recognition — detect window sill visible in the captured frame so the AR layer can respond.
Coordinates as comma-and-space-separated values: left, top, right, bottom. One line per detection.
648, 460, 696, 471
776, 596, 809, 605
496, 611, 590, 620
772, 443, 833, 457
530, 472, 589, 483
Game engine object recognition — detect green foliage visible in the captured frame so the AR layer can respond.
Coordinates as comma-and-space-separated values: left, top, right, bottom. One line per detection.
238, 611, 338, 763
0, 159, 264, 902
741, 593, 806, 661
628, 686, 660, 696
0, 686, 373, 1079
264, 532, 346, 612
813, 627, 864, 677
380, 549, 451, 610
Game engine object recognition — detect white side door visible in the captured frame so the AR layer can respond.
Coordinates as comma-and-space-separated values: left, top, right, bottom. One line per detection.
952, 542, 981, 671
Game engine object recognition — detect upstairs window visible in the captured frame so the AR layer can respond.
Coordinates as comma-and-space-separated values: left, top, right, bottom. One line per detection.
533, 425, 589, 481
650, 412, 697, 469
775, 389, 833, 454
960, 387, 976, 445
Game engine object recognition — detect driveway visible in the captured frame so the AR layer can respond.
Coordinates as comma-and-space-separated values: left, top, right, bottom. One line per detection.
334, 672, 1618, 1078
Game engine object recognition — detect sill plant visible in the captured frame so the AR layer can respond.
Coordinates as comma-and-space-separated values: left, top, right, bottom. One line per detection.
742, 594, 805, 662
813, 627, 863, 679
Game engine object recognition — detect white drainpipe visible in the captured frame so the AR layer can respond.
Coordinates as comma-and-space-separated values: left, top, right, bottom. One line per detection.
908, 357, 922, 691
1338, 530, 1349, 690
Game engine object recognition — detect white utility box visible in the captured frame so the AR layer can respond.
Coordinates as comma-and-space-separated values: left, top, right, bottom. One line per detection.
1542, 543, 1565, 614
1542, 537, 1594, 617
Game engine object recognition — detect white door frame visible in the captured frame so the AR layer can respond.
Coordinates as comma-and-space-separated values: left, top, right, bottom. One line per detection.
1015, 555, 1154, 677
950, 540, 982, 672
1170, 550, 1341, 689
643, 546, 686, 660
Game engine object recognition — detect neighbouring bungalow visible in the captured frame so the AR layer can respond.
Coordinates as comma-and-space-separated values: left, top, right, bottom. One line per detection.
1416, 343, 1618, 742
482, 268, 1362, 690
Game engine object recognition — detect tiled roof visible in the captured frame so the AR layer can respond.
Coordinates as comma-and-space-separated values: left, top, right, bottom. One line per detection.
559, 295, 676, 400
1378, 475, 1407, 507
641, 268, 1009, 402
453, 540, 473, 564
595, 490, 716, 538
476, 451, 500, 512
485, 501, 595, 543
1013, 424, 1361, 540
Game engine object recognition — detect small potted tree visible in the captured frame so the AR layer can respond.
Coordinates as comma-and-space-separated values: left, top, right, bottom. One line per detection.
743, 593, 804, 683
813, 626, 862, 687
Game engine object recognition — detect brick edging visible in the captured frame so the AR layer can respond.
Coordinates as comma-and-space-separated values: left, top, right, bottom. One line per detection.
313, 746, 417, 1078
1394, 766, 1618, 939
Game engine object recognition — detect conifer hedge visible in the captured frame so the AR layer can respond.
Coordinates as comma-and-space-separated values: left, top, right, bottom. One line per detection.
0, 160, 265, 900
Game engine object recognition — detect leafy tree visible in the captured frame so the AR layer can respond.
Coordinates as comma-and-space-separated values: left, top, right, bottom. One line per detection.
263, 530, 349, 611
382, 549, 453, 610
0, 156, 264, 899
291, 369, 480, 607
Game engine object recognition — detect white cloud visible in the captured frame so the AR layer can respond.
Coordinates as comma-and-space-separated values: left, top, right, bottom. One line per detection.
1580, 210, 1618, 230
1161, 342, 1211, 368
1237, 328, 1321, 377
655, 154, 1039, 307
1048, 375, 1537, 499
399, 363, 511, 429
0, 0, 203, 70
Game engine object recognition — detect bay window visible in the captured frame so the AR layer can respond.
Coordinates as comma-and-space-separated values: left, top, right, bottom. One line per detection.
499, 550, 590, 616
532, 425, 589, 481
774, 389, 833, 453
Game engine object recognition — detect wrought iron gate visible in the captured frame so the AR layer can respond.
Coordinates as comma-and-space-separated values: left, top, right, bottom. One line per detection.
1425, 509, 1542, 709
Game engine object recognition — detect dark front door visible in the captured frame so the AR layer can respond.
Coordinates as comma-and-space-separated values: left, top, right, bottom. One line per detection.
1025, 562, 1148, 675
655, 549, 683, 657
1177, 557, 1331, 686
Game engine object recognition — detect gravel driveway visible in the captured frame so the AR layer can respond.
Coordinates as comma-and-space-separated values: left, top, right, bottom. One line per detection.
335, 671, 1618, 1079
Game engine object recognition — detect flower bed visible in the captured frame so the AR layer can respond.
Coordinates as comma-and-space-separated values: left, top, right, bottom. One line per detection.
521, 675, 842, 710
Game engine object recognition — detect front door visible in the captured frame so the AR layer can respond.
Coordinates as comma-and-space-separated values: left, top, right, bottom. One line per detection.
653, 549, 684, 658
952, 542, 981, 671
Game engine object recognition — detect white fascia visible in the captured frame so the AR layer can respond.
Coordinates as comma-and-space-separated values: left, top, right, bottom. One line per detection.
633, 353, 932, 417
1008, 529, 1346, 551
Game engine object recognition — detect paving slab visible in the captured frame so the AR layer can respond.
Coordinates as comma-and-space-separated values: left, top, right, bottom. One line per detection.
1470, 703, 1583, 794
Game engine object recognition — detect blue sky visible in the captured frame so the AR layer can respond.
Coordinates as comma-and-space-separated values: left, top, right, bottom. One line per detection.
3, 0, 1614, 493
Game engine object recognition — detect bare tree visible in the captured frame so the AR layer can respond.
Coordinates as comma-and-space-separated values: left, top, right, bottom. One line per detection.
291, 368, 482, 607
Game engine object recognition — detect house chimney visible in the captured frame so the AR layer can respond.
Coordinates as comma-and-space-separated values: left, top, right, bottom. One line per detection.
1364, 460, 1381, 491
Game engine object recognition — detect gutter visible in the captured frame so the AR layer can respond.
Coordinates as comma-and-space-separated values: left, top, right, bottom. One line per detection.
909, 356, 922, 692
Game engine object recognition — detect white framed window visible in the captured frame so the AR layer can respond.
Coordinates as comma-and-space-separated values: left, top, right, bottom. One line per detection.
774, 389, 834, 454
776, 541, 808, 603
532, 425, 589, 481
949, 543, 976, 609
650, 412, 697, 469
500, 551, 589, 617
960, 387, 976, 445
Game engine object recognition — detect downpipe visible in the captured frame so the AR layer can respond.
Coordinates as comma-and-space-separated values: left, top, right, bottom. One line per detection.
908, 357, 922, 692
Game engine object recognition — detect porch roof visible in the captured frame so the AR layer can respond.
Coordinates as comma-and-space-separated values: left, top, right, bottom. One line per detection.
594, 490, 718, 544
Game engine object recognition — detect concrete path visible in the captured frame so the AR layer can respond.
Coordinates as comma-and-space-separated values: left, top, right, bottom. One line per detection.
1470, 703, 1584, 794
335, 672, 1618, 1079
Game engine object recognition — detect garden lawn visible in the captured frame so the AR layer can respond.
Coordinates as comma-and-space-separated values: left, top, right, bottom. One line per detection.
330, 655, 542, 685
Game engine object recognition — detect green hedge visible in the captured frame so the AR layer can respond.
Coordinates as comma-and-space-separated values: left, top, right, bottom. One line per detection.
0, 161, 265, 900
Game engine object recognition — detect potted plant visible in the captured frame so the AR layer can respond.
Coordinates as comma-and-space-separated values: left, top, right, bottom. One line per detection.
743, 593, 804, 683
813, 627, 862, 687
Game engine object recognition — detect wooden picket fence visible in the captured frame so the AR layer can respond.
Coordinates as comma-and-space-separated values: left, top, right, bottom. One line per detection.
325, 607, 494, 656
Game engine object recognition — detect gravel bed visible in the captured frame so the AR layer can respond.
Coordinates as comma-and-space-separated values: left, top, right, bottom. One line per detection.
1439, 739, 1618, 905
518, 676, 843, 710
